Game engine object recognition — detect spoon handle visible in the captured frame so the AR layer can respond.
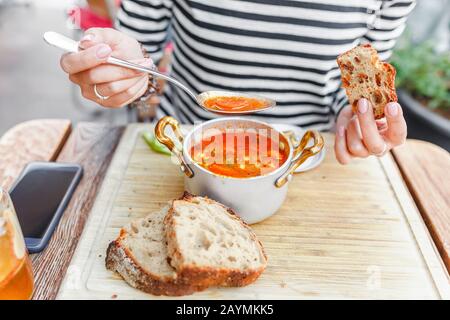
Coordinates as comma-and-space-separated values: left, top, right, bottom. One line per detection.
43, 31, 199, 102
107, 57, 198, 101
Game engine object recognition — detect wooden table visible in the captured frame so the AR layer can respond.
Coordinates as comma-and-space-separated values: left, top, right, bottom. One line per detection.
0, 119, 449, 300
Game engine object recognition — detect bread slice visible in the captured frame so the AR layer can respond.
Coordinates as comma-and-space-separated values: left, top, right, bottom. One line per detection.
164, 192, 267, 287
337, 43, 397, 119
105, 206, 206, 296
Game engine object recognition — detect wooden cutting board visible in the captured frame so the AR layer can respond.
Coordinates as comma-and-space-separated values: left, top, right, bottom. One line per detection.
57, 124, 449, 299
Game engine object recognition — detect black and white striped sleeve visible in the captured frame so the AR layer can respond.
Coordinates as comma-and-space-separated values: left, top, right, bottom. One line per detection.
116, 0, 174, 62
363, 0, 416, 61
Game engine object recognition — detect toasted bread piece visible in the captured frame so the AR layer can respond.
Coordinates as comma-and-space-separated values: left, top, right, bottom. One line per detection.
337, 44, 397, 119
164, 192, 267, 287
105, 206, 206, 296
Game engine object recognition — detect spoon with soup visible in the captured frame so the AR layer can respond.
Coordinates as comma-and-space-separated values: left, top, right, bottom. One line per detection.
43, 31, 275, 115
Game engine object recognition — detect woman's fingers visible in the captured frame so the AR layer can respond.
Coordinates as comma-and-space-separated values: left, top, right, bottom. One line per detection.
69, 58, 152, 85
356, 98, 387, 155
79, 28, 143, 59
79, 28, 126, 49
78, 33, 97, 49
106, 75, 149, 108
334, 105, 353, 164
94, 75, 146, 98
384, 102, 407, 147
334, 106, 353, 164
60, 44, 112, 74
334, 125, 353, 164
84, 75, 148, 108
346, 117, 370, 157
60, 28, 149, 109
334, 101, 407, 164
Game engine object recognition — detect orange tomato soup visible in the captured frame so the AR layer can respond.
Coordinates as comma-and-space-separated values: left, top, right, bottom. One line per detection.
204, 96, 268, 112
189, 131, 288, 178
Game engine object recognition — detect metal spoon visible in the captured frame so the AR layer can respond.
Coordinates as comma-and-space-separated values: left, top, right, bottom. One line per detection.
43, 31, 275, 115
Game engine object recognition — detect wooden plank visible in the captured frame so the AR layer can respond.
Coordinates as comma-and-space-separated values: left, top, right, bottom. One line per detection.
379, 154, 449, 297
31, 123, 124, 300
0, 119, 71, 190
58, 124, 450, 300
392, 140, 450, 273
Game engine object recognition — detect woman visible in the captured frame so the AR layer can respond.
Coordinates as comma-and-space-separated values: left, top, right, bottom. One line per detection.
60, 0, 414, 164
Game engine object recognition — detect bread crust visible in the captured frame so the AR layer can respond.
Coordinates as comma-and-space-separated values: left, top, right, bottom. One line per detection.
105, 229, 206, 296
337, 43, 397, 119
164, 192, 267, 288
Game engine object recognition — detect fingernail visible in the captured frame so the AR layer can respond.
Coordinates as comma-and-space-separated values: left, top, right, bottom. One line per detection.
338, 126, 345, 137
358, 99, 368, 114
387, 102, 399, 117
96, 45, 112, 59
81, 34, 94, 42
141, 58, 154, 67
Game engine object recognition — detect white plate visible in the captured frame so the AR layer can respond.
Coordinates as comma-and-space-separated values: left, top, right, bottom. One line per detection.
272, 124, 326, 173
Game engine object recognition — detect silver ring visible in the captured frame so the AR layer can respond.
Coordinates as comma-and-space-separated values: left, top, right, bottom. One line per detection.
93, 84, 110, 100
372, 143, 387, 157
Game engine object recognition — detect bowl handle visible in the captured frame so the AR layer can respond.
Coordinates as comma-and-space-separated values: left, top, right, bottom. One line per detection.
275, 130, 324, 188
155, 116, 194, 178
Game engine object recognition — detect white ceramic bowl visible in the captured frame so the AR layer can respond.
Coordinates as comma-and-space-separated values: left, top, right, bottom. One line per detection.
155, 117, 323, 224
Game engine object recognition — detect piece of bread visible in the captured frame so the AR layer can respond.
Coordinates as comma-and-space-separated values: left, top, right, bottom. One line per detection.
105, 206, 206, 296
164, 192, 267, 288
337, 43, 397, 119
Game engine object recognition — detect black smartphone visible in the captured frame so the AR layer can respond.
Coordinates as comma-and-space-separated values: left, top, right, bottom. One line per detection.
9, 162, 83, 253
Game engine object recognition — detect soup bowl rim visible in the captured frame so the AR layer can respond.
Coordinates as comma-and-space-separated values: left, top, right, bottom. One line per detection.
181, 117, 294, 181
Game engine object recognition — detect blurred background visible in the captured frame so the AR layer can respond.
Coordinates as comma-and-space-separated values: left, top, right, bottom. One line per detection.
0, 0, 129, 136
0, 0, 448, 150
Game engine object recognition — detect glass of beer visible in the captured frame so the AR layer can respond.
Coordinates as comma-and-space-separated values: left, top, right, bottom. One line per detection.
0, 188, 34, 300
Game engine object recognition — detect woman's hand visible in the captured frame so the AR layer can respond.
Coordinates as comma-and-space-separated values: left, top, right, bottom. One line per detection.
334, 99, 407, 164
60, 28, 152, 108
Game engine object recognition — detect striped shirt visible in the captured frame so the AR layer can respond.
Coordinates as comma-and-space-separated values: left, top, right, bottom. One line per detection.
116, 0, 415, 130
